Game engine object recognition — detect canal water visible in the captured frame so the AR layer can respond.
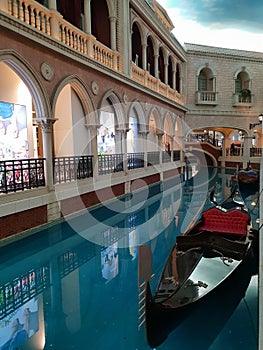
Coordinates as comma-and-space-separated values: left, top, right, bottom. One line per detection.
0, 167, 259, 350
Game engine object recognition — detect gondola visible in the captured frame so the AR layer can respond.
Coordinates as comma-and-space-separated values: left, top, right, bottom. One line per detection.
231, 162, 259, 190
140, 185, 257, 348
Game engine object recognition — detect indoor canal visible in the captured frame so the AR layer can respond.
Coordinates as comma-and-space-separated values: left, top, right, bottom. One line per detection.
0, 167, 259, 350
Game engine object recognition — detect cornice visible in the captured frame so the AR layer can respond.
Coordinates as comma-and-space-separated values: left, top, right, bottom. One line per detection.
186, 109, 257, 117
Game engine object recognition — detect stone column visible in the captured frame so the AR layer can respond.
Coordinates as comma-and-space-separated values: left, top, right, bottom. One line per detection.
48, 0, 57, 10
85, 124, 100, 178
116, 127, 129, 174
221, 138, 226, 167
139, 131, 148, 168
172, 67, 176, 90
142, 44, 147, 71
164, 63, 168, 85
109, 16, 117, 51
36, 118, 57, 191
157, 132, 164, 164
154, 55, 159, 78
83, 0, 91, 34
242, 136, 251, 167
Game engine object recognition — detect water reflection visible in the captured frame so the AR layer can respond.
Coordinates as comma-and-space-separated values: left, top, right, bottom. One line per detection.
0, 167, 259, 349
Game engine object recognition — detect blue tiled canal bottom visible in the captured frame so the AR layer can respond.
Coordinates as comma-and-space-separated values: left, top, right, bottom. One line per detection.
0, 168, 259, 350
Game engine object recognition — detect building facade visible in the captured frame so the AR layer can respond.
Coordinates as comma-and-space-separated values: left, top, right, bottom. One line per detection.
0, 0, 188, 240
0, 0, 262, 241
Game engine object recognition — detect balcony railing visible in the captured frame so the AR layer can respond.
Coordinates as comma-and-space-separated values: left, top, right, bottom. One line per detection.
0, 158, 45, 193
131, 62, 185, 105
147, 151, 159, 166
232, 93, 253, 107
98, 154, 124, 175
226, 147, 243, 157
53, 156, 93, 184
4, 0, 120, 71
173, 150, 181, 161
195, 91, 218, 105
127, 153, 144, 169
1, 151, 183, 193
250, 148, 262, 157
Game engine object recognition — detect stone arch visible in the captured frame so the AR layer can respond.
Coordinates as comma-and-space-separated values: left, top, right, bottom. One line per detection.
131, 20, 144, 68
233, 66, 252, 80
52, 74, 96, 124
163, 112, 174, 151
233, 67, 252, 93
196, 64, 216, 77
146, 105, 162, 133
128, 100, 147, 133
98, 89, 125, 128
0, 49, 51, 119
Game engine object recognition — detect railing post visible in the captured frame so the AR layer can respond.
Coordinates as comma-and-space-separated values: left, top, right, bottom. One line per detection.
0, 0, 9, 13
35, 118, 57, 191
49, 10, 62, 40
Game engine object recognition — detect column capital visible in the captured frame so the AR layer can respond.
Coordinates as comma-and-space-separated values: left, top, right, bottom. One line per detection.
35, 118, 57, 132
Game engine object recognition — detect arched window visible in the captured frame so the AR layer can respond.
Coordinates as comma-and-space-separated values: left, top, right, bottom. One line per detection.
198, 67, 214, 91
91, 0, 110, 48
175, 63, 180, 92
57, 0, 82, 28
168, 56, 173, 88
146, 36, 155, 76
235, 71, 250, 93
158, 48, 165, 82
131, 22, 143, 68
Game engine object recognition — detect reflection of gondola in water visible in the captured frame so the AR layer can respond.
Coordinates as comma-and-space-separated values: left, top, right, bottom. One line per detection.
139, 185, 257, 348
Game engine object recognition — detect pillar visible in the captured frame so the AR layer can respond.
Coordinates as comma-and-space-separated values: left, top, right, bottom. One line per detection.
142, 44, 147, 71
86, 124, 100, 178
83, 0, 91, 34
157, 132, 163, 164
154, 55, 159, 78
164, 63, 168, 85
109, 16, 117, 51
242, 136, 251, 167
36, 118, 57, 191
139, 131, 148, 168
48, 0, 57, 10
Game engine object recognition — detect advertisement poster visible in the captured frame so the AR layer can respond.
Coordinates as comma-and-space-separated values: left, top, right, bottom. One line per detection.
0, 101, 28, 160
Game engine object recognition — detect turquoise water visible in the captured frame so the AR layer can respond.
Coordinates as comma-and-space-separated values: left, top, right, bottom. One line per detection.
0, 168, 258, 349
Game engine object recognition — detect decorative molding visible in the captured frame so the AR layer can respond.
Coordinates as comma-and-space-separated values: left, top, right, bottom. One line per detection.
40, 62, 54, 81
123, 93, 128, 104
91, 81, 99, 95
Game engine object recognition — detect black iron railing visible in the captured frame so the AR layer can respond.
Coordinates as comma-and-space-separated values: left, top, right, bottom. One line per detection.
162, 151, 171, 163
53, 155, 93, 184
1, 151, 183, 193
127, 152, 144, 169
147, 151, 159, 166
0, 158, 45, 193
173, 150, 181, 161
98, 154, 124, 175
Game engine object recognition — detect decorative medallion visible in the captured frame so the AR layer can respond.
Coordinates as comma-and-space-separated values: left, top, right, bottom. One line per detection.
40, 62, 54, 81
123, 93, 128, 104
91, 81, 99, 95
